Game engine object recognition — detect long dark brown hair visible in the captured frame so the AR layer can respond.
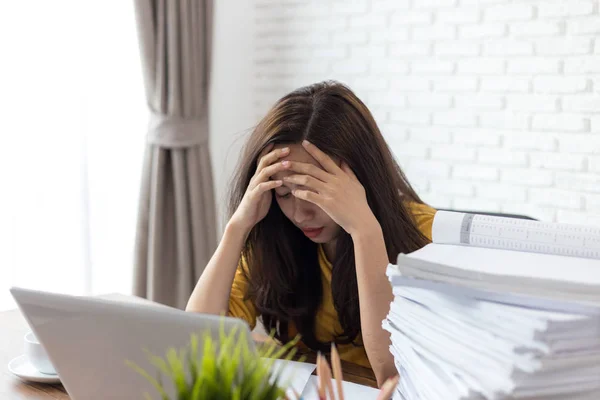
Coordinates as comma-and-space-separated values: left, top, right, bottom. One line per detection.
229, 81, 429, 351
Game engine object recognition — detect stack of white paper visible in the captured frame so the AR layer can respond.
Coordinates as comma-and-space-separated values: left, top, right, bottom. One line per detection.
383, 211, 600, 400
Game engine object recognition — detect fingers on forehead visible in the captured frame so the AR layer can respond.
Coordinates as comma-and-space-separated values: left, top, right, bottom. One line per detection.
289, 161, 318, 172
258, 143, 274, 159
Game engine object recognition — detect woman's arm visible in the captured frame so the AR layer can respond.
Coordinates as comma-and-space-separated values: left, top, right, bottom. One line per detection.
351, 220, 396, 387
285, 141, 396, 386
185, 220, 249, 314
187, 145, 291, 314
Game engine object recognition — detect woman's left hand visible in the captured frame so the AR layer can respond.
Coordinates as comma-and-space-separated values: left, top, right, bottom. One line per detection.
284, 140, 378, 237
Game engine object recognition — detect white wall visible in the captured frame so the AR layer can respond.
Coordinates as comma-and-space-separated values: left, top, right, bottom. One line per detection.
249, 0, 600, 225
210, 0, 257, 233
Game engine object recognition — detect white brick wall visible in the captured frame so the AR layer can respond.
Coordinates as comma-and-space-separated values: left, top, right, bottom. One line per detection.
252, 0, 600, 224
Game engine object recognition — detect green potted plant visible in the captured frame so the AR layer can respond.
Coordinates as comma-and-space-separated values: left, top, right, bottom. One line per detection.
126, 325, 303, 400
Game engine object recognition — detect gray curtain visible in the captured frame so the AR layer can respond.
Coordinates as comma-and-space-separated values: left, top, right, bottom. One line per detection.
132, 0, 216, 309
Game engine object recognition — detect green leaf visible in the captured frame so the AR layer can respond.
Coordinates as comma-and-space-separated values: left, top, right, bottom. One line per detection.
190, 370, 204, 400
125, 359, 170, 400
165, 348, 187, 399
145, 350, 173, 380
188, 334, 199, 380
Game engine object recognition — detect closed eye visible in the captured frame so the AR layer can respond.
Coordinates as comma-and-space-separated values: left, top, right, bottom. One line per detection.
276, 192, 291, 199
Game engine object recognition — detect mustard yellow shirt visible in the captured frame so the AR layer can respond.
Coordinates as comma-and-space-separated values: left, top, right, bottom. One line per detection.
228, 202, 436, 368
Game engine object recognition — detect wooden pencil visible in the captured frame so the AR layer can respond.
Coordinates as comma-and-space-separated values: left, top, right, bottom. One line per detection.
317, 352, 326, 400
330, 343, 344, 400
376, 375, 400, 400
291, 387, 301, 400
320, 354, 337, 400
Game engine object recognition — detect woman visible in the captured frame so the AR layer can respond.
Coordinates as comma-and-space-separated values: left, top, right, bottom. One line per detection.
186, 81, 436, 386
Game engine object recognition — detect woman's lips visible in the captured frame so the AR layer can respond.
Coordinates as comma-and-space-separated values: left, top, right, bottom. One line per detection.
301, 227, 324, 238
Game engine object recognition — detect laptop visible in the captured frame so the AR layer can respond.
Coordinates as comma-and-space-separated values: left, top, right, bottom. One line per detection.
10, 287, 256, 400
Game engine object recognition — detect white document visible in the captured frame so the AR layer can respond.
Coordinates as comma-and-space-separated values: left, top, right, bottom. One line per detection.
389, 274, 600, 315
405, 243, 600, 285
270, 359, 381, 399
268, 359, 316, 398
397, 211, 600, 307
300, 375, 381, 399
432, 210, 600, 260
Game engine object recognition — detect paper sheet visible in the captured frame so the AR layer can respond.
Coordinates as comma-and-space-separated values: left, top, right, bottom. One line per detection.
300, 376, 381, 399
432, 210, 600, 260
406, 244, 600, 286
268, 359, 316, 398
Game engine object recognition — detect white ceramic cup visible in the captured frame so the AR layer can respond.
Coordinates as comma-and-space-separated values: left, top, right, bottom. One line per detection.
24, 331, 57, 375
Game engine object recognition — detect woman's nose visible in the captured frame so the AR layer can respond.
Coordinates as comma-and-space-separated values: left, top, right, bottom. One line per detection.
293, 198, 314, 224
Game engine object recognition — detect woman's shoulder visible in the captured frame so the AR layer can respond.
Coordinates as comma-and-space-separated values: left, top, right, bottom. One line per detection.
404, 201, 437, 241
405, 201, 437, 216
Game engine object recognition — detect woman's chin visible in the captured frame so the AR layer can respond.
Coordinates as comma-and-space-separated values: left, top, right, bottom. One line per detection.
307, 236, 328, 243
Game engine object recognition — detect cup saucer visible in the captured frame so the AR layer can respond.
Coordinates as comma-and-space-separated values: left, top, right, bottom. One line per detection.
7, 355, 61, 384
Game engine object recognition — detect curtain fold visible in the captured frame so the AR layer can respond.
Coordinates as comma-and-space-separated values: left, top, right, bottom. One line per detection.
132, 0, 216, 309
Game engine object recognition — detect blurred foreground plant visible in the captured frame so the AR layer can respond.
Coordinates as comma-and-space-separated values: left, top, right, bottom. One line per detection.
126, 324, 303, 400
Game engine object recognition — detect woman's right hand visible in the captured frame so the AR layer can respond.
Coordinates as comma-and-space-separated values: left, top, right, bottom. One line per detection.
230, 144, 290, 233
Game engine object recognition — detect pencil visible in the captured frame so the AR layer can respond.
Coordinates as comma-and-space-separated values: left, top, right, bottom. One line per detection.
330, 343, 344, 400
317, 352, 326, 400
320, 354, 336, 400
292, 387, 301, 400
376, 375, 400, 400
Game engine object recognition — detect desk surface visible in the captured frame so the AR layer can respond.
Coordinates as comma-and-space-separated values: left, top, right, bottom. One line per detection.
1, 309, 69, 399
1, 309, 377, 398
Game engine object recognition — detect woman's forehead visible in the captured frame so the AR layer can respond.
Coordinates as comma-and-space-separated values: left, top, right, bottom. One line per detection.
273, 143, 320, 166
270, 143, 323, 183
